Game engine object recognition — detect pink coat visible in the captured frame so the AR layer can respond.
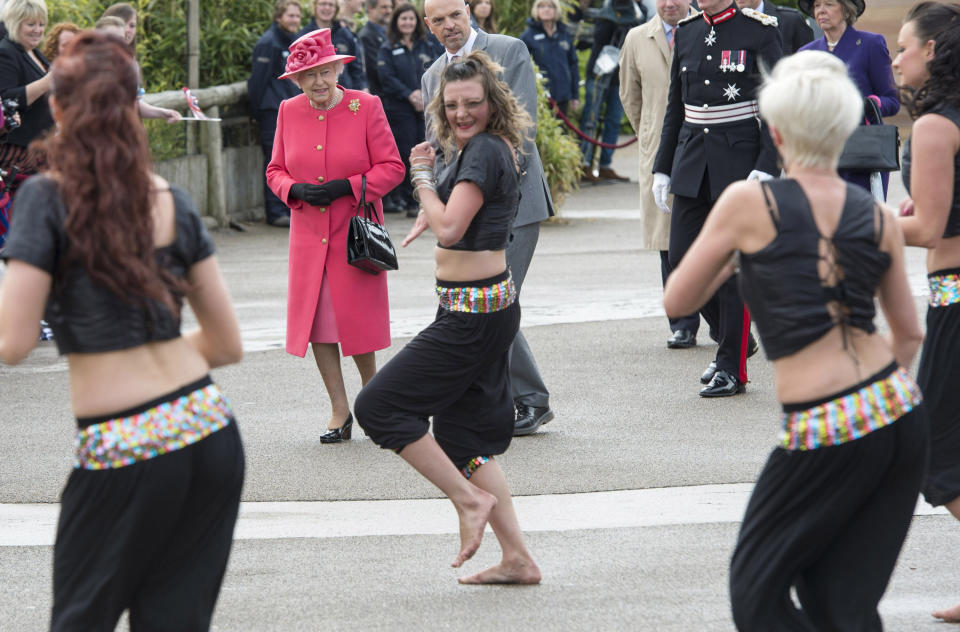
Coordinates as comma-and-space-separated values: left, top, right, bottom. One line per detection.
267, 90, 405, 357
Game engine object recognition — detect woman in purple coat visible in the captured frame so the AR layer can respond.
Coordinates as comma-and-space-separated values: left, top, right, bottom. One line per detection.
799, 0, 899, 199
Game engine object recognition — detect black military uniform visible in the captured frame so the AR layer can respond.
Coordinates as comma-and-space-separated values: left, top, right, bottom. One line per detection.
761, 1, 814, 54
653, 3, 782, 396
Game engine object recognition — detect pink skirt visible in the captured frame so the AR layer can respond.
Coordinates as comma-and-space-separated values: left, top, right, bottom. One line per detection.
308, 271, 339, 343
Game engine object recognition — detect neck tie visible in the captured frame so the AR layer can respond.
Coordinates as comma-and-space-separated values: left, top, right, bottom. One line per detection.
667, 29, 674, 51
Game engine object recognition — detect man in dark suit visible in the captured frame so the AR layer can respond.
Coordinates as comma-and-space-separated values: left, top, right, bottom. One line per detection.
653, 0, 782, 396
358, 0, 393, 96
247, 0, 303, 227
736, 0, 813, 53
421, 0, 556, 435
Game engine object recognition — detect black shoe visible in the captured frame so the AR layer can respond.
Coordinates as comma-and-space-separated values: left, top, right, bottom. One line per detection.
747, 335, 759, 358
406, 207, 421, 218
267, 215, 290, 227
320, 413, 353, 443
700, 369, 745, 398
700, 361, 718, 385
667, 329, 696, 349
513, 404, 554, 436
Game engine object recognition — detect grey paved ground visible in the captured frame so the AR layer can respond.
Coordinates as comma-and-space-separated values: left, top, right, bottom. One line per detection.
1, 139, 956, 631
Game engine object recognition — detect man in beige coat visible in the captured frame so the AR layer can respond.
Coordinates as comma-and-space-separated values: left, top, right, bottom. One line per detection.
619, 0, 700, 349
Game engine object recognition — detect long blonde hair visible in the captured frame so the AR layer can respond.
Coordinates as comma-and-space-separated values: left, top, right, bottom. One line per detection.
427, 50, 532, 156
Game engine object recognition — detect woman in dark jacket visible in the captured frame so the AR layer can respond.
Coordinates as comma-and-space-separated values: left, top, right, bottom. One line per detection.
520, 0, 579, 115
377, 3, 443, 215
0, 0, 53, 189
300, 0, 368, 91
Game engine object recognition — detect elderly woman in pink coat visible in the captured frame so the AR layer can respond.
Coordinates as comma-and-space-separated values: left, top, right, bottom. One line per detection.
267, 28, 405, 443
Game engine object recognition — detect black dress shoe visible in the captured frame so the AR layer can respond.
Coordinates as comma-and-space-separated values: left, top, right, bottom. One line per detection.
513, 404, 554, 436
320, 414, 353, 443
700, 361, 718, 384
700, 369, 745, 398
747, 335, 759, 358
667, 329, 697, 349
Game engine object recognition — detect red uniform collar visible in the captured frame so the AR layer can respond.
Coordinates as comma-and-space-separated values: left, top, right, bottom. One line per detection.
703, 4, 737, 25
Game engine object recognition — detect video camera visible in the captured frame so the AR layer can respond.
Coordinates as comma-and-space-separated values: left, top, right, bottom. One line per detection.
2, 98, 20, 133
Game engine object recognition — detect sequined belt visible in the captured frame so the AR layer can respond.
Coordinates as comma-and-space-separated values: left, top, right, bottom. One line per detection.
779, 366, 922, 451
684, 100, 759, 124
74, 382, 234, 470
928, 272, 960, 307
436, 273, 516, 313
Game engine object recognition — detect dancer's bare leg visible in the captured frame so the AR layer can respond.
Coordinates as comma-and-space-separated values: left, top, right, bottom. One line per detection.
933, 497, 960, 621
311, 343, 350, 429
398, 436, 498, 568
352, 351, 377, 387
458, 459, 541, 585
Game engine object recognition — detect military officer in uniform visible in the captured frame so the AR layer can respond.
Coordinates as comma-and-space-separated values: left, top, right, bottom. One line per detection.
653, 0, 782, 397
736, 0, 813, 54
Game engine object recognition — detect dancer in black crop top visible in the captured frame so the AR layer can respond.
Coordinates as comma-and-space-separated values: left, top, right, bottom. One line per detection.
664, 51, 927, 630
0, 33, 244, 630
356, 51, 540, 584
893, 2, 960, 622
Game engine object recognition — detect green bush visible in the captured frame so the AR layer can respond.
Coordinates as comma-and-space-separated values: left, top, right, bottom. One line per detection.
532, 64, 581, 209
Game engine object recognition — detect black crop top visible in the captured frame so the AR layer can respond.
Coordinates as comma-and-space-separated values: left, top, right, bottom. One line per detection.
902, 103, 960, 238
435, 132, 520, 251
738, 180, 889, 361
1, 175, 215, 355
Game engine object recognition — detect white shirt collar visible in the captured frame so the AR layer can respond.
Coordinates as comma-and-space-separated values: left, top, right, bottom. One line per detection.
446, 28, 478, 62
756, 1, 765, 12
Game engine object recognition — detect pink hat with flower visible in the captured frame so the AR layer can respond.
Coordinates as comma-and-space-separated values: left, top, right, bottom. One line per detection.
278, 29, 355, 80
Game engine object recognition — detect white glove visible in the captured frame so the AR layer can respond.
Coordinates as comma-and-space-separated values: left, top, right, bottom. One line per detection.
652, 172, 671, 214
747, 170, 773, 182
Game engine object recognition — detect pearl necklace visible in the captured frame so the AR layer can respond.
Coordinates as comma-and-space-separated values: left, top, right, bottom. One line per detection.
309, 88, 344, 111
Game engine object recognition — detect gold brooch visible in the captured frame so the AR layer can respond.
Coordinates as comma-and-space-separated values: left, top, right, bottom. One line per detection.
349, 99, 361, 115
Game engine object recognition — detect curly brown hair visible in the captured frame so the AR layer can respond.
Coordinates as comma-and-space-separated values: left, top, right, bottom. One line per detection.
39, 31, 181, 314
41, 22, 80, 62
899, 1, 960, 119
427, 50, 532, 156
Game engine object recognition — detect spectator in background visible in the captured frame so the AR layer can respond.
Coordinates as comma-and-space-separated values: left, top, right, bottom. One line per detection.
799, 0, 899, 199
469, 0, 497, 32
95, 16, 181, 124
619, 0, 699, 349
101, 2, 137, 48
520, 0, 579, 116
302, 0, 369, 91
0, 0, 51, 190
735, 0, 814, 54
248, 0, 303, 227
41, 21, 77, 62
360, 0, 393, 97
336, 0, 370, 91
378, 3, 441, 216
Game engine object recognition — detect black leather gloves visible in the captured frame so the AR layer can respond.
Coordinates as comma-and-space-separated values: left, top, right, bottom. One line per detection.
288, 179, 352, 206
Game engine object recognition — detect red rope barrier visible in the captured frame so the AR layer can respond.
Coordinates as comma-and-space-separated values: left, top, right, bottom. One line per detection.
548, 96, 638, 149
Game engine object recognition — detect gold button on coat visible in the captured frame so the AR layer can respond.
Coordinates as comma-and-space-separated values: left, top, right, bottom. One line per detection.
322, 238, 327, 244
318, 115, 324, 121
317, 176, 324, 182
319, 207, 327, 213
316, 144, 323, 150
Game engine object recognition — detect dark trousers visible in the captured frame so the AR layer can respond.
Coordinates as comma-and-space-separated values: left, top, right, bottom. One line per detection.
258, 111, 289, 224
660, 250, 700, 334
917, 287, 960, 506
669, 176, 750, 381
51, 422, 245, 631
729, 406, 927, 631
355, 278, 520, 469
385, 107, 424, 210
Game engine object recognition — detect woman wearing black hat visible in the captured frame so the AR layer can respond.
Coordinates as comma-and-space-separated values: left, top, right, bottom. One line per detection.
798, 0, 899, 200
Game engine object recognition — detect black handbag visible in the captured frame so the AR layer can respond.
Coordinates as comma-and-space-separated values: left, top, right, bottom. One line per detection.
836, 98, 900, 173
347, 175, 398, 275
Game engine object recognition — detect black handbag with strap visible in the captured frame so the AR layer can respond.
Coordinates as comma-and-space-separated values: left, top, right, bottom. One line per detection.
347, 175, 398, 275
836, 97, 900, 173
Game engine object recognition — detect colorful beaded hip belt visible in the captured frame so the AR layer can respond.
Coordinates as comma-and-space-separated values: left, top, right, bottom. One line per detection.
436, 272, 516, 313
74, 382, 233, 470
779, 366, 922, 451
928, 272, 960, 307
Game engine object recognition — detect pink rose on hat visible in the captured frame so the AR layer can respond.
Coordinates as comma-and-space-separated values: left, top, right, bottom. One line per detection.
278, 29, 355, 80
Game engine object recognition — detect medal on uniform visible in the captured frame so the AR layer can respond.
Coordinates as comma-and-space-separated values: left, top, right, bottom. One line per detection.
705, 27, 717, 46
736, 50, 746, 73
720, 50, 731, 72
723, 83, 741, 101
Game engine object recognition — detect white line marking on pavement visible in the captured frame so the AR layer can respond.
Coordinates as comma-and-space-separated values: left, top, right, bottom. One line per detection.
0, 484, 948, 547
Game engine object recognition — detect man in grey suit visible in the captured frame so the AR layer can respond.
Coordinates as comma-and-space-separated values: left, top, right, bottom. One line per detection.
421, 0, 555, 436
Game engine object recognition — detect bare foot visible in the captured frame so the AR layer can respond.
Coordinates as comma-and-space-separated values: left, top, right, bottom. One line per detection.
933, 603, 960, 622
458, 557, 542, 585
451, 491, 497, 568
